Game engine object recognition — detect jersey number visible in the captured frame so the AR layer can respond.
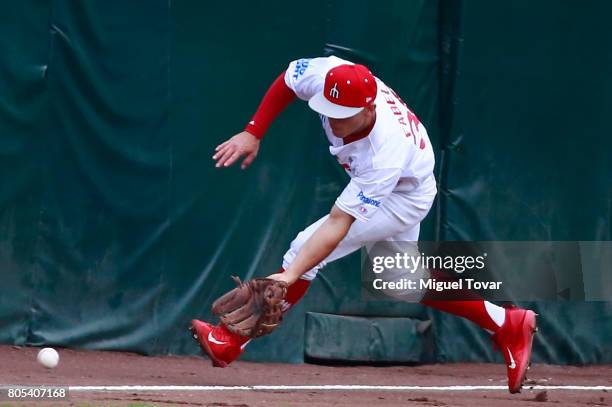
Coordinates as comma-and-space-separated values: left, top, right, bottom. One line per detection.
407, 109, 427, 150
389, 87, 426, 150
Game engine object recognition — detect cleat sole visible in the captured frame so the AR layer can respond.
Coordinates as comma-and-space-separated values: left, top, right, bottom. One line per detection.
511, 311, 537, 394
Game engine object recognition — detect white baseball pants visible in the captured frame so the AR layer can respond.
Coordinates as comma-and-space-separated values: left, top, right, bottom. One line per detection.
282, 175, 437, 282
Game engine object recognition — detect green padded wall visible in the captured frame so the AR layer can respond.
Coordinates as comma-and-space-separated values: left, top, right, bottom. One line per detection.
431, 0, 612, 364
0, 0, 610, 364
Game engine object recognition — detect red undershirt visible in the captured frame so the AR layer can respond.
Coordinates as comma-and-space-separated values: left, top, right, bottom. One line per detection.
244, 72, 295, 140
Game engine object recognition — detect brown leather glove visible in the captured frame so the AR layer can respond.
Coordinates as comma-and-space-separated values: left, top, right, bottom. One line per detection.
212, 276, 288, 338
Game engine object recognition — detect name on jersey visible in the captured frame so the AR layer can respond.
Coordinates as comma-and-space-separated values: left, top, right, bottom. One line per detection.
357, 191, 381, 207
292, 58, 311, 80
380, 86, 407, 126
380, 86, 426, 149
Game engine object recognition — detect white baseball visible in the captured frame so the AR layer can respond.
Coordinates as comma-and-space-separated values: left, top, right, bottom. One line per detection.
37, 348, 59, 369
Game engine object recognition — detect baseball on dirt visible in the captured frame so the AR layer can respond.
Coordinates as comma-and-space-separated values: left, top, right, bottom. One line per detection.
37, 347, 59, 369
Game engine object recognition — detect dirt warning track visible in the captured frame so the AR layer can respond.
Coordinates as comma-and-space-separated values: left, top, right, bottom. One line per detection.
1, 345, 611, 406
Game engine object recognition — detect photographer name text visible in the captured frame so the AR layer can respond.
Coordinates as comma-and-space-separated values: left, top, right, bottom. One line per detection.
372, 278, 502, 291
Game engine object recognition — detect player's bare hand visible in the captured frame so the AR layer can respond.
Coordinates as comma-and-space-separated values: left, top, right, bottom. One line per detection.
267, 272, 296, 285
213, 131, 260, 170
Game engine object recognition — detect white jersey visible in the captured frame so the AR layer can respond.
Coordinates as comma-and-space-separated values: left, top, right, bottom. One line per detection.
284, 56, 436, 222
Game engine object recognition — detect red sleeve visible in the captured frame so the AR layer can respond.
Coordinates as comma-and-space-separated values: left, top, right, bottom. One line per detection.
244, 71, 296, 140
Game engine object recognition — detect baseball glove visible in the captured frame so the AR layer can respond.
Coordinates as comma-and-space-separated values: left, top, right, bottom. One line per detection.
212, 276, 288, 338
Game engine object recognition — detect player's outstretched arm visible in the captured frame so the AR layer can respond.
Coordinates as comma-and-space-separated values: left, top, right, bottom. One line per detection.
268, 205, 355, 285
212, 71, 295, 170
213, 131, 260, 169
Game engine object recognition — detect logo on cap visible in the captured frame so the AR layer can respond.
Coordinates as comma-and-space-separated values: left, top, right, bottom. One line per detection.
329, 83, 340, 99
307, 63, 378, 119
323, 65, 377, 108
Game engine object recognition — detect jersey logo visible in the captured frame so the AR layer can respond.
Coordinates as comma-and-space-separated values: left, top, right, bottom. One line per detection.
357, 191, 381, 207
335, 155, 351, 172
329, 83, 340, 99
292, 58, 311, 80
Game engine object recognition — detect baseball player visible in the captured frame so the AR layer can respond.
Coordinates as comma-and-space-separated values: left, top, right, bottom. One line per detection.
191, 56, 537, 393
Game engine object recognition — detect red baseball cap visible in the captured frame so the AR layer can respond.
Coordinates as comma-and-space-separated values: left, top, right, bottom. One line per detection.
308, 63, 377, 119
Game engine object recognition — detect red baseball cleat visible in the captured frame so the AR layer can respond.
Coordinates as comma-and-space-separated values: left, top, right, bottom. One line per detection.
491, 307, 538, 393
189, 319, 248, 368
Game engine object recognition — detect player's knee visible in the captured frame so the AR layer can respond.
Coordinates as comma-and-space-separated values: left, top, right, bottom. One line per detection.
301, 269, 318, 281
282, 229, 325, 281
283, 231, 308, 263
281, 257, 323, 281
290, 230, 309, 252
